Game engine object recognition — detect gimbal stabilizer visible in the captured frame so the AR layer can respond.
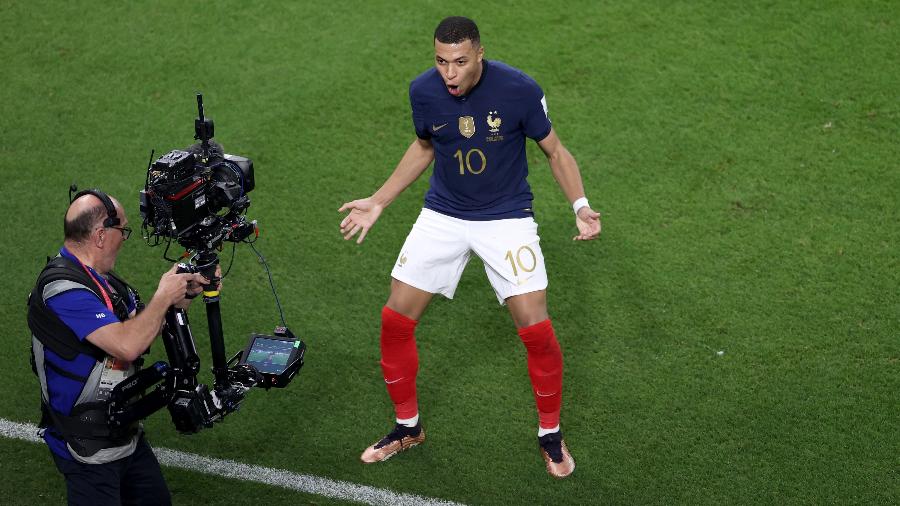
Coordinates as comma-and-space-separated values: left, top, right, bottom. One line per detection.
106, 250, 305, 434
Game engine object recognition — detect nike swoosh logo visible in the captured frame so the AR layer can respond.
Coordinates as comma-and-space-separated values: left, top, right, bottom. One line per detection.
536, 391, 557, 397
432, 123, 448, 132
385, 377, 405, 384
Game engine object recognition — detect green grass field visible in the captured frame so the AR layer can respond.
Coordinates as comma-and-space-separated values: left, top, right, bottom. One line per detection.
1, 1, 898, 504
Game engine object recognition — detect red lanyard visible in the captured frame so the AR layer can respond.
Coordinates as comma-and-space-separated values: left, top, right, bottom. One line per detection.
78, 263, 114, 311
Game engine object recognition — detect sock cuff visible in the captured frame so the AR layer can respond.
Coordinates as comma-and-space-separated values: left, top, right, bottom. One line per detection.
382, 305, 419, 326
538, 424, 560, 436
396, 414, 420, 427
517, 318, 554, 341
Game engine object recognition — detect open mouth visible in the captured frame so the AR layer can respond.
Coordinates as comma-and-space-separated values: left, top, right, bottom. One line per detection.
447, 84, 460, 96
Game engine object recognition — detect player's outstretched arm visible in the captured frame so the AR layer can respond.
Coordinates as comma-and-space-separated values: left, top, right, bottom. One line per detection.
339, 138, 434, 244
537, 129, 601, 241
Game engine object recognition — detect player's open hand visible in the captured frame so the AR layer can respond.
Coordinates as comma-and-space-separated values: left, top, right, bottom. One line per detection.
574, 207, 601, 241
339, 198, 384, 244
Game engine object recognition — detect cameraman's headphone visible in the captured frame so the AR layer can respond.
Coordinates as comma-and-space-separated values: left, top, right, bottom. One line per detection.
69, 185, 121, 228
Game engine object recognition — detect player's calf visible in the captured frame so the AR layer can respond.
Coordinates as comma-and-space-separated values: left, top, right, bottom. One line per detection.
518, 319, 563, 428
380, 306, 420, 419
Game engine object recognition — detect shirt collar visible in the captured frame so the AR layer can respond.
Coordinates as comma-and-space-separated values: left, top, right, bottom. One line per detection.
60, 246, 109, 288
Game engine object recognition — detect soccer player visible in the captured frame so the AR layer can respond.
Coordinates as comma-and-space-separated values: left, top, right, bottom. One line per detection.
338, 16, 600, 478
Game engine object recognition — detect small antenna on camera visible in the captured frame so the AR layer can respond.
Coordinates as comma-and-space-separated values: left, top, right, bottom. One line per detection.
145, 149, 155, 188
194, 93, 214, 163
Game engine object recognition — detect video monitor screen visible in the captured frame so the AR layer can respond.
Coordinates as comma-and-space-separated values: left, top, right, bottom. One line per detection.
244, 337, 295, 374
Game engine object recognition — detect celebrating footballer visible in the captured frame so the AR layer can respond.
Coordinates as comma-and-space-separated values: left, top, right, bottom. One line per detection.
339, 16, 600, 478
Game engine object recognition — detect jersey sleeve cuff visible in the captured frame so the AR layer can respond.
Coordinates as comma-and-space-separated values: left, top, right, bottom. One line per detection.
532, 127, 552, 142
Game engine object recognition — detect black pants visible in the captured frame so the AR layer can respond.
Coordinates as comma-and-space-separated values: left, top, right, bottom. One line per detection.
51, 435, 171, 506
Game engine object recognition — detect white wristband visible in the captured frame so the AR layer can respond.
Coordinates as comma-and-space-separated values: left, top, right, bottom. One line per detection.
572, 197, 589, 215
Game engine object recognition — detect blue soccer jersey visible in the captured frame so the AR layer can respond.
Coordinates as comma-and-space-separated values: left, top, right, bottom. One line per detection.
410, 60, 552, 220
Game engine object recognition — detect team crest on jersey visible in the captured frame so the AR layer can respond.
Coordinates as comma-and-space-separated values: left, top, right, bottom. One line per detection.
459, 116, 475, 138
486, 111, 502, 133
485, 110, 504, 142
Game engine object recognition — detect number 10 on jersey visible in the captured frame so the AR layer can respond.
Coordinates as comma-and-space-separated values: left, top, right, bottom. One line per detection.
454, 148, 486, 175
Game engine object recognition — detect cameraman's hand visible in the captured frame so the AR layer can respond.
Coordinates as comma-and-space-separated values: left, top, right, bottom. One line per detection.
174, 265, 222, 309
156, 264, 209, 308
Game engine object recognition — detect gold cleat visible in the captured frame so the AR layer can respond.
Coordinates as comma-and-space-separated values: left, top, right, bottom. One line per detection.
360, 423, 426, 463
538, 433, 575, 479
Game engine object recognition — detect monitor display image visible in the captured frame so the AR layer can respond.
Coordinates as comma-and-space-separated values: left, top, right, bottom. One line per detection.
245, 337, 294, 374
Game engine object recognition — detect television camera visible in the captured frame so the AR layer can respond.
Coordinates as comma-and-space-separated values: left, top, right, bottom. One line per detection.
107, 94, 305, 434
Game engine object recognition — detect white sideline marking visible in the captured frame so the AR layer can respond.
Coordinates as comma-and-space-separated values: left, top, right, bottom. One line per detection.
0, 418, 465, 506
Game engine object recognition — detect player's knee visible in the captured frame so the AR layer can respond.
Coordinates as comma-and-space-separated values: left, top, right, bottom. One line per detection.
386, 279, 432, 319
507, 291, 549, 328
516, 313, 550, 328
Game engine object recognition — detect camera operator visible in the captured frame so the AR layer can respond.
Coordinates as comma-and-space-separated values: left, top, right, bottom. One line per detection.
28, 190, 209, 506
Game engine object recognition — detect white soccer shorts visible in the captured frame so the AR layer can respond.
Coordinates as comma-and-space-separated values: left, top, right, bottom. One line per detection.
390, 208, 548, 304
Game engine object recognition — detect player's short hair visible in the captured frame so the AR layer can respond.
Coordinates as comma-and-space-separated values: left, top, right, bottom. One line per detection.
434, 16, 480, 46
64, 203, 106, 241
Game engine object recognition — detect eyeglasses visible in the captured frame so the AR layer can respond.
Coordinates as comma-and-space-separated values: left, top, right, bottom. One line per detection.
108, 226, 132, 240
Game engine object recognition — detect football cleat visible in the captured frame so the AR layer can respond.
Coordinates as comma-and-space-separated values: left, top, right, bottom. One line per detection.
360, 422, 426, 463
538, 431, 575, 478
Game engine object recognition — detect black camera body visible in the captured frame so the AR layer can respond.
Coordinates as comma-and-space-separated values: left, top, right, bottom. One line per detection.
140, 97, 256, 252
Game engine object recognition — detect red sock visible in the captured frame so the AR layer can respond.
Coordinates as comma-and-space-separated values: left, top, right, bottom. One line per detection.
518, 319, 563, 429
380, 306, 419, 419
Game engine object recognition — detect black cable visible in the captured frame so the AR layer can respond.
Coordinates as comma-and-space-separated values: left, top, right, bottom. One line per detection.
221, 241, 237, 279
249, 242, 286, 328
163, 237, 174, 262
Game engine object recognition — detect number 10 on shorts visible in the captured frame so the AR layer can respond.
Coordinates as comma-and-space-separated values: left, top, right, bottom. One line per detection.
505, 245, 537, 277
